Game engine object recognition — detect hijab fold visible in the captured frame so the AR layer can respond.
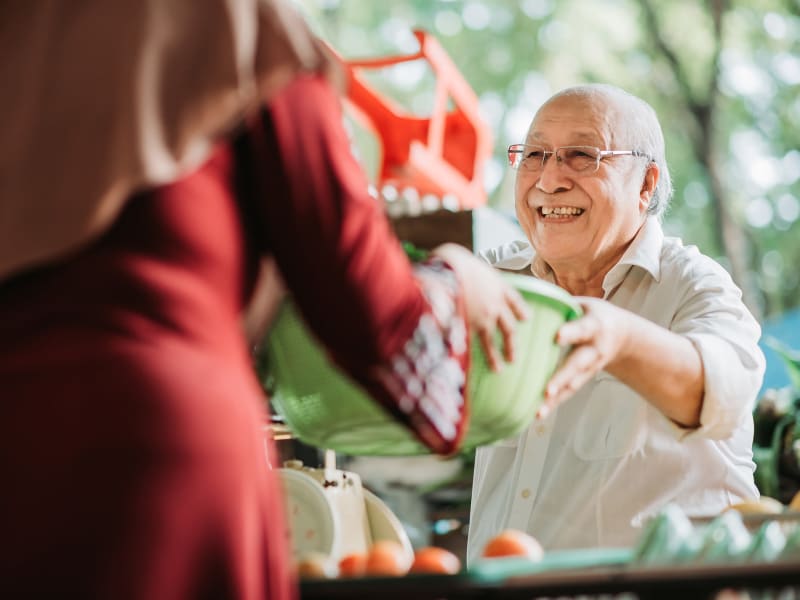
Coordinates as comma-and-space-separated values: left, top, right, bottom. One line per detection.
0, 0, 328, 282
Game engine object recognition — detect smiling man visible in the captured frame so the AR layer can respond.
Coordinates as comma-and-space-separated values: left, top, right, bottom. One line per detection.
467, 84, 766, 559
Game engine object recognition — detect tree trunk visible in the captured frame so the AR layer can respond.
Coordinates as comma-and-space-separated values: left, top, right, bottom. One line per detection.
639, 0, 763, 319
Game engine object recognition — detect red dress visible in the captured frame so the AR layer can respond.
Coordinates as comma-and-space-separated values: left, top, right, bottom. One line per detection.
0, 75, 468, 598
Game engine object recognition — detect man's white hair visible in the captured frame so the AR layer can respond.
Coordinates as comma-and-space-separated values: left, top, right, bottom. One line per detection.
543, 84, 673, 219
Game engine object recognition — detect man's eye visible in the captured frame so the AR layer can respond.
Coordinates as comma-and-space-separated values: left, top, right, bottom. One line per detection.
526, 150, 544, 159
566, 149, 592, 159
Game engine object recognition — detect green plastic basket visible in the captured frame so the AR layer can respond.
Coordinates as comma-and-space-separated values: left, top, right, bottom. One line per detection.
263, 273, 581, 455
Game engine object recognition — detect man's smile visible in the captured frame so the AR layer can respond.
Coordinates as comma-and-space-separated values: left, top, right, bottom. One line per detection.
538, 206, 585, 219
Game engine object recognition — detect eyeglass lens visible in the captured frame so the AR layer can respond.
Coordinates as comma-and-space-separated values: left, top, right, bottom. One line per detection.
511, 146, 600, 172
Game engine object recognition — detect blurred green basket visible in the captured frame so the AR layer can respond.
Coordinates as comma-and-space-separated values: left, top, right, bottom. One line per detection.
263, 273, 581, 455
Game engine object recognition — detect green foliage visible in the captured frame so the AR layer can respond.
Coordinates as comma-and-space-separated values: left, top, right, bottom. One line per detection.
766, 337, 800, 392
752, 337, 800, 500
401, 241, 430, 263
297, 0, 800, 319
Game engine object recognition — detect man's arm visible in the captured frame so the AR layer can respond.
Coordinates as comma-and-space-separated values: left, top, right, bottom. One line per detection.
544, 300, 704, 427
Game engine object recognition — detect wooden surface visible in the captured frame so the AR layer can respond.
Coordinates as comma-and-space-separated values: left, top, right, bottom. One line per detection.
389, 210, 474, 252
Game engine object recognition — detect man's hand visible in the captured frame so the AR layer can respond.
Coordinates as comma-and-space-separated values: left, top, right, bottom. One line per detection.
539, 297, 631, 416
538, 296, 704, 428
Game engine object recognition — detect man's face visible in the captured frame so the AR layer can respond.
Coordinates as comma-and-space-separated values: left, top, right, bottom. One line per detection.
514, 94, 651, 273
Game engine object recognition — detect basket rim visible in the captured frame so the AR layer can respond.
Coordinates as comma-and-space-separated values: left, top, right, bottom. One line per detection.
500, 272, 582, 320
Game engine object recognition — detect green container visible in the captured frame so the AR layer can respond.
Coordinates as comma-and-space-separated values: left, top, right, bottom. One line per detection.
263, 273, 581, 456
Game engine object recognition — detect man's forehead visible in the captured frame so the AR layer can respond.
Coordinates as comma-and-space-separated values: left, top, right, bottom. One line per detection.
527, 95, 619, 144
526, 128, 603, 144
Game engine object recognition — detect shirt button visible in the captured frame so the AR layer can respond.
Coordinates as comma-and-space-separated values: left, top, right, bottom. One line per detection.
521, 489, 532, 499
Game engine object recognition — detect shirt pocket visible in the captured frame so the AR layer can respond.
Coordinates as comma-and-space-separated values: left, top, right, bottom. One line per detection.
572, 373, 647, 460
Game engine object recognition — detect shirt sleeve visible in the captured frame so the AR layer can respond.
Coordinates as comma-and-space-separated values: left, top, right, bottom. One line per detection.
239, 73, 470, 454
669, 251, 766, 440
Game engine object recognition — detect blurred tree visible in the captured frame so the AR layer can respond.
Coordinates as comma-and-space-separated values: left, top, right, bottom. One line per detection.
295, 0, 799, 319
629, 0, 800, 318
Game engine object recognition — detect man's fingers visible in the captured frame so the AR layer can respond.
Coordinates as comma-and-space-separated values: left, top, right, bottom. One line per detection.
542, 345, 601, 405
556, 345, 601, 383
555, 314, 598, 346
540, 368, 591, 418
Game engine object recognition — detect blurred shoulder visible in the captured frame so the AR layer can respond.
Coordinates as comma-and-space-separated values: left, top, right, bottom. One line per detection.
479, 240, 534, 270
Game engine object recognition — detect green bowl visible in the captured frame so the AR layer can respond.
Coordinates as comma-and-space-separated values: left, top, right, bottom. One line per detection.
262, 273, 581, 456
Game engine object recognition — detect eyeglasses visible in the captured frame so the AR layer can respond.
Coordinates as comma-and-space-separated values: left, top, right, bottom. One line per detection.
508, 144, 652, 174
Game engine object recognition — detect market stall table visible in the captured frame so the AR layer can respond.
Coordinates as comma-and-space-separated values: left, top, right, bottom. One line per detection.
300, 557, 800, 599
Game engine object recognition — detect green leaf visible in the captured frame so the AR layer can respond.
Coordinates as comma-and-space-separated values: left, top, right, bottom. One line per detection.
401, 241, 429, 263
765, 337, 800, 392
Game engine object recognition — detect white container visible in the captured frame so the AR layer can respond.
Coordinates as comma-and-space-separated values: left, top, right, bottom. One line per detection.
279, 460, 413, 564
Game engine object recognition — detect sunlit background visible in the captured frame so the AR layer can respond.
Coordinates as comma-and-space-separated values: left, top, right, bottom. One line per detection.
292, 0, 800, 392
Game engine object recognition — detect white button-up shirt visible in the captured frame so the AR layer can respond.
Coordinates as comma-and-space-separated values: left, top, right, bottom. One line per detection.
467, 218, 765, 563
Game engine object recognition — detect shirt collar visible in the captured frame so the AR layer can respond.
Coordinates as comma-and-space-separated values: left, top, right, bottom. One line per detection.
490, 217, 665, 290
601, 217, 664, 295
527, 217, 663, 293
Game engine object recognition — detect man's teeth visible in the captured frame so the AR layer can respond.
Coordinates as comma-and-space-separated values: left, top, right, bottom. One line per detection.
540, 206, 584, 217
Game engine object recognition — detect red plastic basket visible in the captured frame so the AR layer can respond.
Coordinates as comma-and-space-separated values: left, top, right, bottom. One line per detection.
336, 30, 493, 209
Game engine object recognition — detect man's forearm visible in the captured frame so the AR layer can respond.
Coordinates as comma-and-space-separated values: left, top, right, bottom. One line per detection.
608, 312, 704, 428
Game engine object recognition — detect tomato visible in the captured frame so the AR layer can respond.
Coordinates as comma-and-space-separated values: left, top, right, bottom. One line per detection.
409, 546, 461, 575
338, 552, 367, 578
296, 552, 338, 579
365, 540, 411, 577
482, 529, 544, 561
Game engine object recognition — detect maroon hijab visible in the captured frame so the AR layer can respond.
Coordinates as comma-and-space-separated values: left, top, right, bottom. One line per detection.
0, 0, 331, 283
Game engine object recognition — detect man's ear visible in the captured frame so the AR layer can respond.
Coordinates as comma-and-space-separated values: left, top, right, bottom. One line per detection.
640, 163, 659, 209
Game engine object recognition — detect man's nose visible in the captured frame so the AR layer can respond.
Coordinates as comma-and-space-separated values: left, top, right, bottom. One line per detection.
535, 153, 572, 193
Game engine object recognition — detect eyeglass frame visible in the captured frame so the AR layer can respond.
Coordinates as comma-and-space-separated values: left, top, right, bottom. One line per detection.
507, 143, 653, 174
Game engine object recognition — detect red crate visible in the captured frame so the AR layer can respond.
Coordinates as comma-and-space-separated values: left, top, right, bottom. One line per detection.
335, 30, 492, 210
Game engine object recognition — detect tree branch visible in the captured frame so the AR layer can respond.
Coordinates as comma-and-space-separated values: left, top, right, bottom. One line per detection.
637, 0, 701, 113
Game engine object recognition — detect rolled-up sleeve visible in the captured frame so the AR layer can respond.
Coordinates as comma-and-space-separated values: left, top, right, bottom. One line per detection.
670, 254, 765, 440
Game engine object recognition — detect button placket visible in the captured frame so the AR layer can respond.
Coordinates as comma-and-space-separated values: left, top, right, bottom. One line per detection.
506, 420, 552, 530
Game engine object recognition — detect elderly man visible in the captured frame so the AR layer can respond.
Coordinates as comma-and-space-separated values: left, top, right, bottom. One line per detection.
467, 84, 765, 560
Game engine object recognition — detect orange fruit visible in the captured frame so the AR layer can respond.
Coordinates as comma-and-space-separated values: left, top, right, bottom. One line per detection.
365, 540, 411, 577
726, 497, 785, 515
409, 546, 461, 575
482, 529, 544, 561
790, 490, 800, 512
296, 552, 338, 579
338, 552, 367, 578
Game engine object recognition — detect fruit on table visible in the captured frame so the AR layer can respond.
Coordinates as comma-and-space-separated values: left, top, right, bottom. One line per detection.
726, 497, 785, 515
296, 552, 339, 579
338, 552, 368, 578
365, 540, 412, 576
409, 546, 462, 575
790, 490, 800, 512
482, 529, 544, 561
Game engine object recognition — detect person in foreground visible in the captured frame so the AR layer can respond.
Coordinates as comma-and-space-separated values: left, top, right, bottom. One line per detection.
0, 2, 527, 598
467, 83, 766, 561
